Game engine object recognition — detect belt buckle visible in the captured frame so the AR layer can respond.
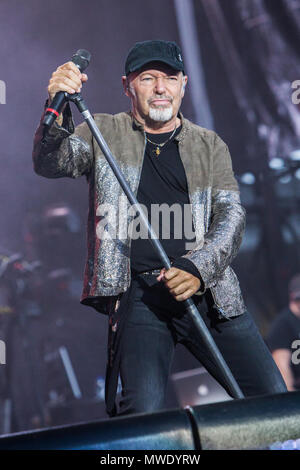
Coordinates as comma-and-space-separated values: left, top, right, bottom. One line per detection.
142, 268, 161, 276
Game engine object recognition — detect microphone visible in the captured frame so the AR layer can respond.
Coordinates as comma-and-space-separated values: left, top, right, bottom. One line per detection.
43, 49, 91, 128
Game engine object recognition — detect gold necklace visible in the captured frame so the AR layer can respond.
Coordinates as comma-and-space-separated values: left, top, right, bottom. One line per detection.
145, 125, 177, 156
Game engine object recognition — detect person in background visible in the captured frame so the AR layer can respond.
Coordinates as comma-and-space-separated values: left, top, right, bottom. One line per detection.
267, 274, 300, 391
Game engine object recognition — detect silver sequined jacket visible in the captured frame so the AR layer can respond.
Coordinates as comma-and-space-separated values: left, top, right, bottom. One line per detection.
33, 102, 247, 319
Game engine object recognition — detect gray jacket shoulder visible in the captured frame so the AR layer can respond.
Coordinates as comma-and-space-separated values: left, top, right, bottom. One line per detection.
92, 111, 132, 129
182, 117, 226, 148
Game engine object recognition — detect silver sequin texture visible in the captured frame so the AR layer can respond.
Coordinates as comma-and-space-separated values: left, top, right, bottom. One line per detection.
181, 189, 246, 317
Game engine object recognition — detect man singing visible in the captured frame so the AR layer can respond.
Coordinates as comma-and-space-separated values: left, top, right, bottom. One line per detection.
33, 40, 286, 417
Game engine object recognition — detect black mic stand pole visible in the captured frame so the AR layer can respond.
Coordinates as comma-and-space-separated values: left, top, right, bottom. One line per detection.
64, 92, 244, 400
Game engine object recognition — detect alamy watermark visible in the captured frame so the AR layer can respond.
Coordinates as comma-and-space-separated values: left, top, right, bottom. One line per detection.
291, 339, 300, 365
0, 340, 6, 365
291, 80, 300, 104
95, 194, 198, 250
0, 80, 6, 104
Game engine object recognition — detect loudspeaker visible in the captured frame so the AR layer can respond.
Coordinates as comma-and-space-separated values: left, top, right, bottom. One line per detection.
189, 391, 300, 450
0, 391, 299, 450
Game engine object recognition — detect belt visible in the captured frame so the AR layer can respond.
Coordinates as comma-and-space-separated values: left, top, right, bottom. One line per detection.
134, 268, 163, 276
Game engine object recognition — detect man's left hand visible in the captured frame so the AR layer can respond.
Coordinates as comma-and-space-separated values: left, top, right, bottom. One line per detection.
156, 267, 201, 301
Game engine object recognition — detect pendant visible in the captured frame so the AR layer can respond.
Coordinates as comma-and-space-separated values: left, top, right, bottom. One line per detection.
155, 147, 161, 156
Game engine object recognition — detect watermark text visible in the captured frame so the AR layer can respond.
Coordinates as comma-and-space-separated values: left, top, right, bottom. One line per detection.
0, 340, 6, 365
291, 339, 300, 365
95, 195, 198, 250
0, 80, 6, 104
291, 80, 300, 104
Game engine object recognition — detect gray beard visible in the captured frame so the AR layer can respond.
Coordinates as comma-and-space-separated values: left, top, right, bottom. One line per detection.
148, 105, 173, 122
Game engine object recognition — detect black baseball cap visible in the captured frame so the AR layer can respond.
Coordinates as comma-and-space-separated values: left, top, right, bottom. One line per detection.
125, 40, 185, 76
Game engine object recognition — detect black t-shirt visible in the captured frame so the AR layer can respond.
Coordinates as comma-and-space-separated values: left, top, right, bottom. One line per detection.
266, 308, 300, 389
130, 125, 199, 277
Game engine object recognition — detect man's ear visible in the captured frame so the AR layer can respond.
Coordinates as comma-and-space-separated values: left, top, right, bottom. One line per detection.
181, 75, 188, 97
122, 76, 130, 96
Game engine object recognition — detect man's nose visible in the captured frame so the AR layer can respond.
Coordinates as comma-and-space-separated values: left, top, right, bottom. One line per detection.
154, 77, 166, 93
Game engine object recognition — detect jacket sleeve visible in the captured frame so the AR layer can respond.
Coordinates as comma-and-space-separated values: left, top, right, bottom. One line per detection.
32, 99, 93, 179
180, 132, 246, 292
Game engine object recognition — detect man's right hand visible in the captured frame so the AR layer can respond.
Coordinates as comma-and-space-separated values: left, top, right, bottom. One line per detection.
47, 61, 88, 102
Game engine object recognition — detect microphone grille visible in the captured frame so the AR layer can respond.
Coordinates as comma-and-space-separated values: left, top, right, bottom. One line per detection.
71, 49, 91, 72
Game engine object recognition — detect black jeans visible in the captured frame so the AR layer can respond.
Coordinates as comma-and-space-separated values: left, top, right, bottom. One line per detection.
117, 274, 287, 416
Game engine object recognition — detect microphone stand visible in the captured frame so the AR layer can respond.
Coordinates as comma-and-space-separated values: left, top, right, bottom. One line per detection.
64, 92, 244, 400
